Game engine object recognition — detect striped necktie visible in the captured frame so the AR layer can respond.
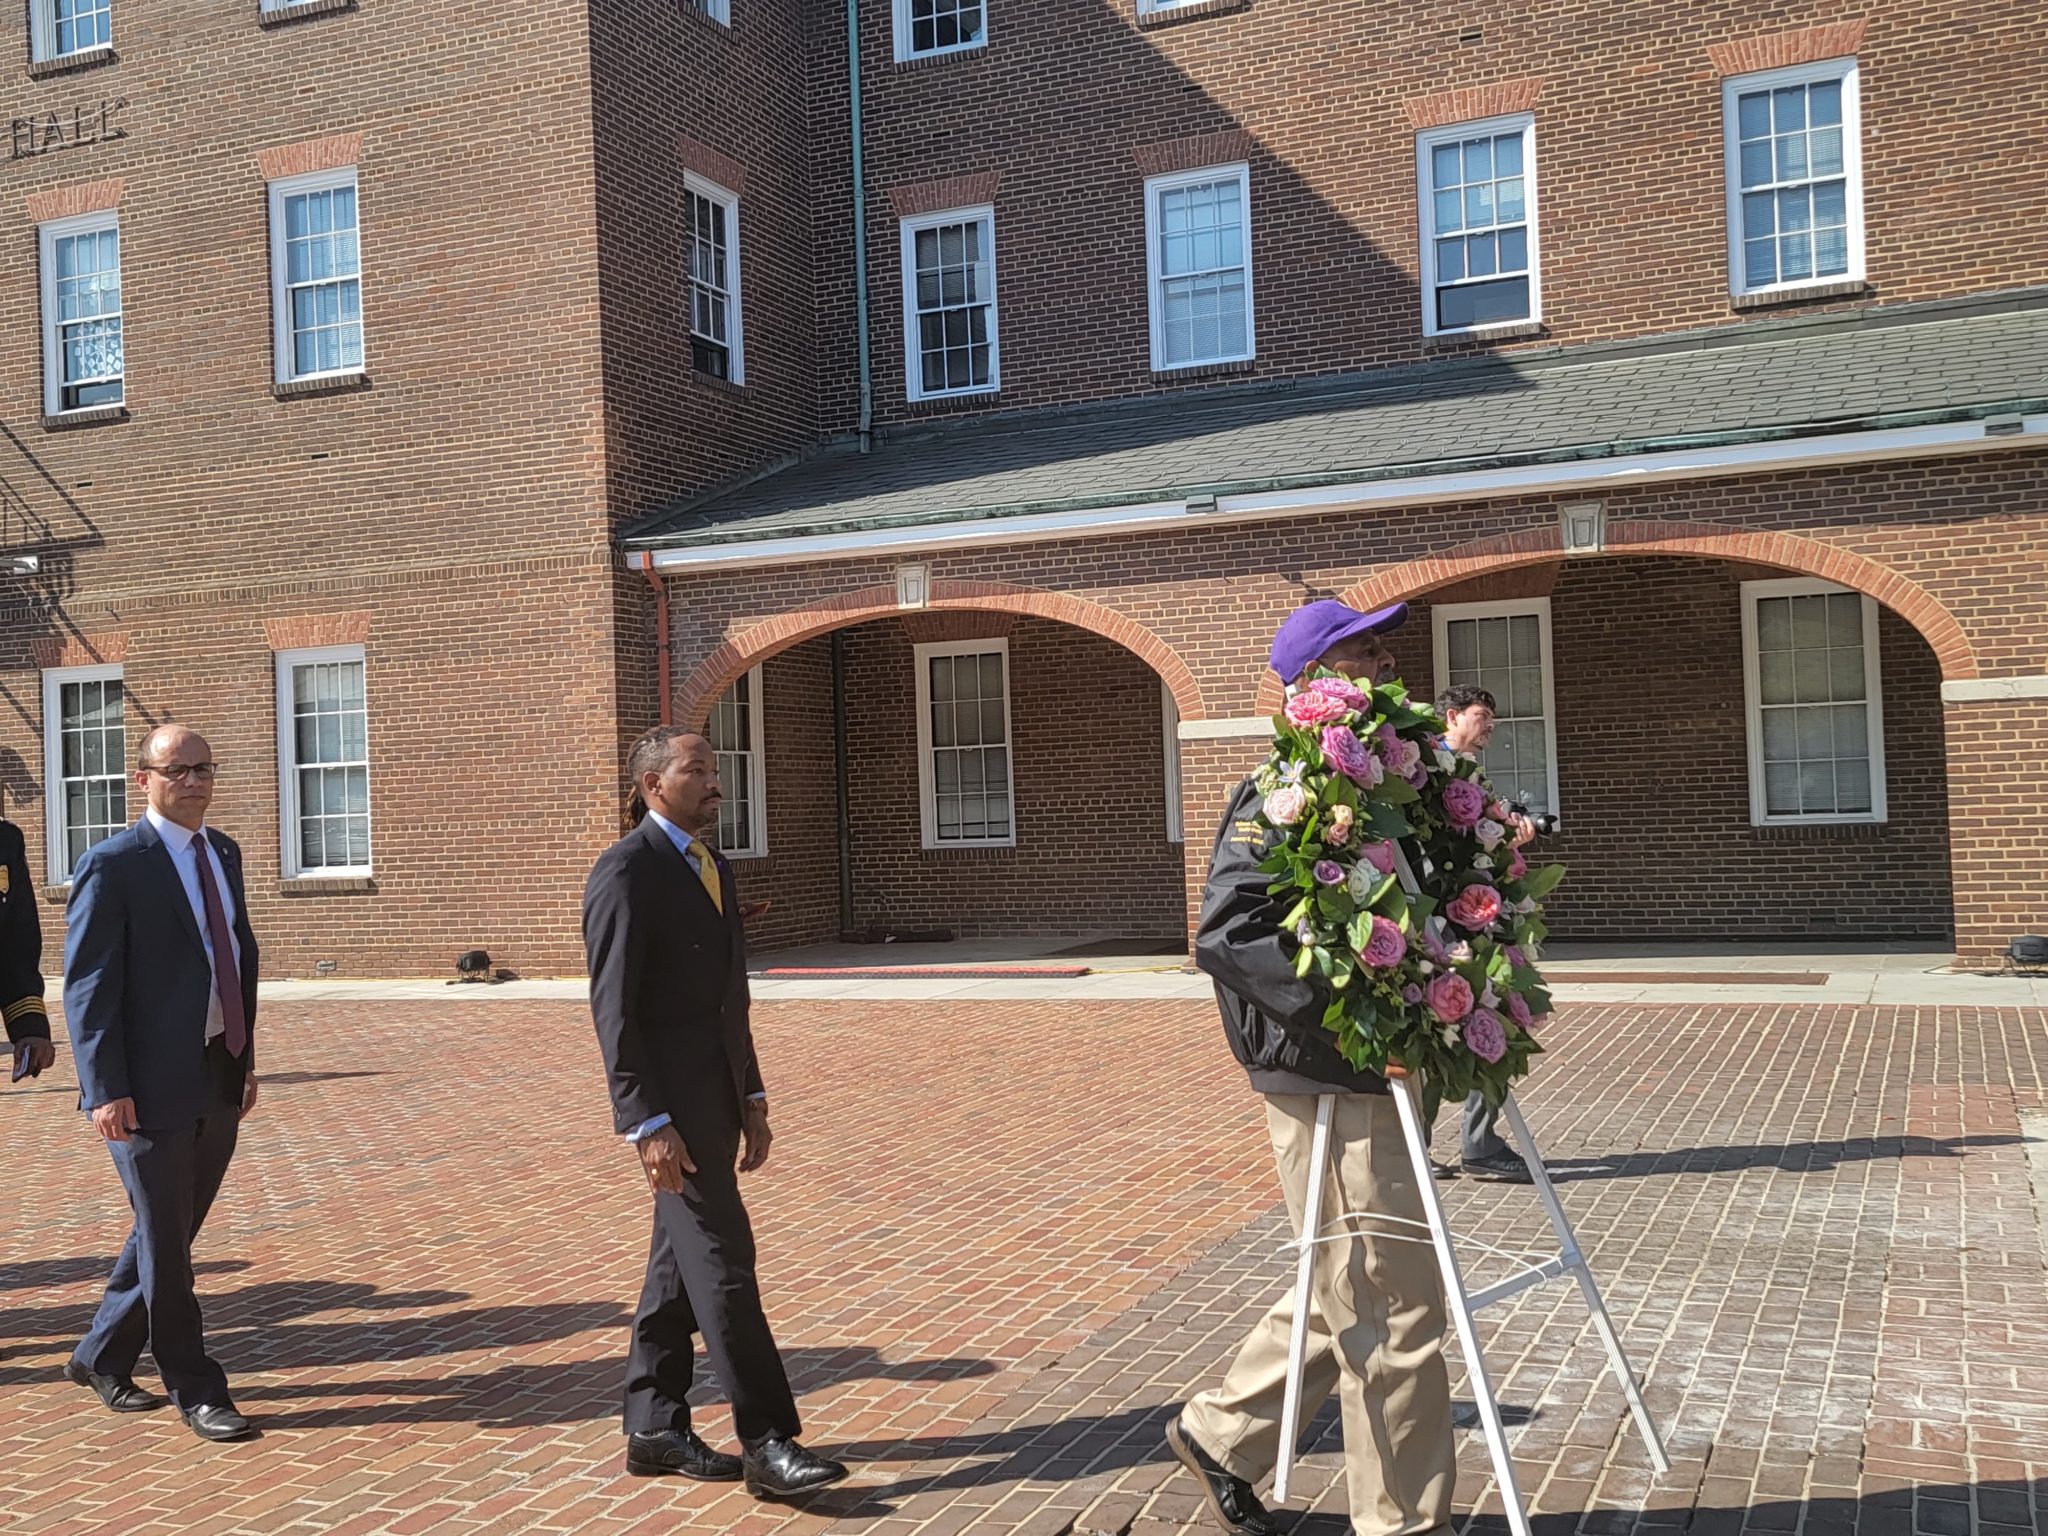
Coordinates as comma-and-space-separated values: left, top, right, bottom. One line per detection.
684, 842, 724, 916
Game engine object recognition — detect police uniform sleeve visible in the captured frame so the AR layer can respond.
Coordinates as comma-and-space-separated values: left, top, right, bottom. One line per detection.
0, 823, 50, 1045
1191, 779, 1330, 1031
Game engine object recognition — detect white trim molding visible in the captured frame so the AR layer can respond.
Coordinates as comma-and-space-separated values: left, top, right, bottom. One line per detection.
40, 662, 126, 886
275, 643, 374, 878
913, 637, 1016, 849
1431, 596, 1561, 818
709, 663, 769, 858
1941, 675, 2048, 703
1145, 162, 1256, 372
900, 203, 998, 402
1177, 716, 1273, 740
1416, 112, 1541, 338
1740, 577, 1886, 826
1722, 56, 1865, 302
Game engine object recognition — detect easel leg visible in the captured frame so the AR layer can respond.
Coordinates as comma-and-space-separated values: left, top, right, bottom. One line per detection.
1500, 1094, 1671, 1473
1391, 1077, 1534, 1536
1272, 1093, 1333, 1506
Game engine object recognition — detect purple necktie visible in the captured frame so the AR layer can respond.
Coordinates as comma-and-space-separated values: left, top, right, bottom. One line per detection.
189, 836, 248, 1058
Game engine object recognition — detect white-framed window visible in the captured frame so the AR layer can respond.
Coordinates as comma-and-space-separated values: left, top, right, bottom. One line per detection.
900, 205, 998, 400
1161, 679, 1184, 845
31, 0, 111, 62
1432, 598, 1559, 817
275, 645, 372, 877
1145, 164, 1255, 372
1416, 113, 1540, 336
1136, 0, 1199, 13
269, 167, 364, 384
1723, 58, 1863, 298
683, 174, 744, 383
41, 664, 125, 885
38, 212, 122, 417
1740, 578, 1885, 825
709, 665, 767, 858
686, 0, 730, 22
914, 639, 1014, 848
892, 0, 984, 61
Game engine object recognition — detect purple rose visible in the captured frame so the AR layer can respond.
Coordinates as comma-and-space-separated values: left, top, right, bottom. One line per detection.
1358, 840, 1397, 875
1442, 777, 1486, 830
1313, 859, 1345, 886
1321, 726, 1379, 785
1361, 915, 1407, 968
1306, 675, 1368, 710
1402, 983, 1424, 1004
1506, 992, 1534, 1029
1376, 725, 1423, 778
1463, 1009, 1508, 1063
1505, 946, 1528, 970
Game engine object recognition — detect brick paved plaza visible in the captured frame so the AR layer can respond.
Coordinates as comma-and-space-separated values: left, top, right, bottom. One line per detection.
4, 997, 2045, 1536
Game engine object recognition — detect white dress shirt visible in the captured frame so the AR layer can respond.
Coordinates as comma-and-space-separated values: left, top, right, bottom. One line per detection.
146, 808, 242, 1043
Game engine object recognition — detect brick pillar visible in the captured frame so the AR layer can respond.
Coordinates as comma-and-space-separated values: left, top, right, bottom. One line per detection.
1178, 734, 1268, 961
1943, 695, 2048, 968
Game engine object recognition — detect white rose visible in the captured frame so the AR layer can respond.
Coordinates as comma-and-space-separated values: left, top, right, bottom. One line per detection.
1473, 854, 1493, 871
1346, 861, 1379, 902
1435, 748, 1459, 773
1480, 983, 1499, 1009
1265, 785, 1307, 825
1516, 896, 1537, 914
1474, 818, 1505, 851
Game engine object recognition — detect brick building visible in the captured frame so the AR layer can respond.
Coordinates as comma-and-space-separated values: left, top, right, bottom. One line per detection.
1, 0, 2041, 976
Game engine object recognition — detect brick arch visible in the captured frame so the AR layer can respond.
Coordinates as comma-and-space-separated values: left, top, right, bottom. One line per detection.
1250, 517, 1980, 714
675, 579, 1206, 727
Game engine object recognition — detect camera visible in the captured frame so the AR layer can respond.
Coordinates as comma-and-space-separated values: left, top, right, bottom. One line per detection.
1509, 801, 1561, 836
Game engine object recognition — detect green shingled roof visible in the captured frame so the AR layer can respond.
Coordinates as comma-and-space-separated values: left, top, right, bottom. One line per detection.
621, 288, 2048, 552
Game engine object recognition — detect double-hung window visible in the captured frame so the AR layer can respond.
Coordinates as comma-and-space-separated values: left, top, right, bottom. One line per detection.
900, 205, 997, 400
1145, 164, 1255, 371
1432, 598, 1559, 817
276, 646, 373, 876
39, 213, 123, 416
1416, 114, 1540, 336
893, 0, 983, 61
31, 0, 111, 63
270, 168, 364, 383
914, 639, 1014, 848
684, 175, 744, 383
1723, 58, 1863, 297
709, 665, 767, 857
1741, 579, 1885, 824
41, 665, 125, 884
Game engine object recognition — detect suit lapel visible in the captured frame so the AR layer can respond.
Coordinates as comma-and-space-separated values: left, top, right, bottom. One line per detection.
638, 814, 726, 922
136, 818, 206, 953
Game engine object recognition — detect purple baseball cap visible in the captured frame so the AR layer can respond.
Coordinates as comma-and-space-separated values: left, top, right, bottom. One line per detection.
1270, 599, 1409, 683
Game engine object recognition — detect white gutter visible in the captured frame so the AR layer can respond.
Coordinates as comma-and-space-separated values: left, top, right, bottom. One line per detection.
632, 414, 2046, 574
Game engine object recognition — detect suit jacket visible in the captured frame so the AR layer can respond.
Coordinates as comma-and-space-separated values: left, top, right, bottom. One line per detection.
0, 820, 49, 1045
63, 819, 261, 1125
583, 815, 764, 1139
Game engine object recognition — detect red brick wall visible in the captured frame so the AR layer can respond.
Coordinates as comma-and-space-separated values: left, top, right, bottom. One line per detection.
1385, 558, 1954, 941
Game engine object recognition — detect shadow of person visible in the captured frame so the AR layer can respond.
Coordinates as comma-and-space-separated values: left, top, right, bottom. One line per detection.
1540, 1131, 2019, 1183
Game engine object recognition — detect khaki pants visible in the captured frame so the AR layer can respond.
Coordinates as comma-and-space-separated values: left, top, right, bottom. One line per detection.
1181, 1093, 1454, 1536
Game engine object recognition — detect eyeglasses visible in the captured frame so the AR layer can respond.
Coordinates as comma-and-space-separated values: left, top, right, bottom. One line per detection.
142, 762, 216, 783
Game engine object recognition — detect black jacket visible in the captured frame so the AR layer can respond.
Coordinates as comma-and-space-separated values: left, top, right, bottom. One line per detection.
1194, 778, 1386, 1097
0, 821, 48, 1046
582, 815, 765, 1138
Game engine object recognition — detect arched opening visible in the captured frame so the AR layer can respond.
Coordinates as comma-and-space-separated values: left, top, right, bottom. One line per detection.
673, 590, 1200, 956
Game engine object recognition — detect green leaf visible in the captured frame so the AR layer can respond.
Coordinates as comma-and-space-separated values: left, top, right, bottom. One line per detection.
1294, 943, 1315, 978
1520, 862, 1567, 900
1377, 776, 1420, 805
1365, 802, 1412, 839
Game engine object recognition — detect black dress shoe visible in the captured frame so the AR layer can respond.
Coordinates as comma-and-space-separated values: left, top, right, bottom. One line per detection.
182, 1403, 256, 1442
626, 1428, 743, 1481
1164, 1413, 1281, 1536
64, 1358, 165, 1414
741, 1433, 849, 1499
1431, 1158, 1458, 1180
1462, 1148, 1534, 1184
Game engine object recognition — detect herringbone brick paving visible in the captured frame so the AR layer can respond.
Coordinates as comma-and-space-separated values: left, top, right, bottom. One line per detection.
2, 999, 2043, 1536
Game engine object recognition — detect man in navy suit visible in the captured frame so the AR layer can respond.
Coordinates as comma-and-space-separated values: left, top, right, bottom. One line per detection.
63, 723, 261, 1442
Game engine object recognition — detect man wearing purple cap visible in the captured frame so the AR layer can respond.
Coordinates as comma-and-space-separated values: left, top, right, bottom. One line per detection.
1165, 600, 1452, 1536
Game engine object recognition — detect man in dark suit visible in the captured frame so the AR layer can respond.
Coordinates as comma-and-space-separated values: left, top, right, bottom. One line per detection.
63, 723, 260, 1442
583, 726, 847, 1500
1, 815, 54, 1085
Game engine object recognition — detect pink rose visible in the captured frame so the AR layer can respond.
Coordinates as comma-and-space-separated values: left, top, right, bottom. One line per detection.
1506, 992, 1534, 1029
1426, 972, 1474, 1024
1321, 726, 1378, 785
1324, 804, 1355, 847
1285, 691, 1349, 727
1463, 1009, 1508, 1063
1264, 784, 1307, 826
1442, 778, 1486, 829
1361, 915, 1407, 969
1446, 884, 1503, 931
1507, 846, 1528, 881
1313, 859, 1344, 886
1376, 725, 1423, 778
1358, 840, 1396, 875
1306, 676, 1368, 710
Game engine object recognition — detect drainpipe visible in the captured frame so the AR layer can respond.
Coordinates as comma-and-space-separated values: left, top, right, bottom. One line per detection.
845, 0, 873, 454
639, 552, 672, 726
831, 630, 855, 936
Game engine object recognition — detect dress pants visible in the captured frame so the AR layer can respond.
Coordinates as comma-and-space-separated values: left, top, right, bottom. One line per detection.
1461, 1090, 1508, 1161
1181, 1093, 1454, 1536
622, 1095, 799, 1445
74, 1040, 243, 1410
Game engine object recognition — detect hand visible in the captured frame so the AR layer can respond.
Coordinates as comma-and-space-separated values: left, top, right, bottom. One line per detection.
92, 1097, 140, 1142
1510, 815, 1537, 848
240, 1073, 260, 1120
13, 1038, 54, 1079
638, 1125, 695, 1195
739, 1101, 773, 1173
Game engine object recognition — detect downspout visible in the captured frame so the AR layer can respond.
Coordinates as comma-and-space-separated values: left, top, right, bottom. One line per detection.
831, 630, 855, 937
845, 0, 872, 453
639, 552, 672, 726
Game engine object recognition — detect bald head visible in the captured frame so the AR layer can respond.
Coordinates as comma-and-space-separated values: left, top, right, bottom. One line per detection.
136, 723, 217, 831
628, 726, 723, 837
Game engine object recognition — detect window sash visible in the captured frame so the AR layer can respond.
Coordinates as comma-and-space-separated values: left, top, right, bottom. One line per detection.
43, 668, 126, 883
44, 221, 124, 412
277, 648, 373, 875
1416, 115, 1539, 335
683, 179, 743, 383
709, 666, 767, 857
38, 0, 111, 59
895, 0, 984, 59
1741, 580, 1885, 824
915, 642, 1015, 848
1722, 60, 1862, 295
271, 172, 366, 382
901, 206, 998, 400
1146, 165, 1255, 371
1431, 599, 1559, 818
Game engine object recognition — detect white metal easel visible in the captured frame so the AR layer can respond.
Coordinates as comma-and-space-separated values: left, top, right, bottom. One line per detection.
1269, 1080, 1671, 1536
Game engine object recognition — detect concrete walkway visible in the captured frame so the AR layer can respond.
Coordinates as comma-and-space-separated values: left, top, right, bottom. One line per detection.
249, 939, 2048, 1007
